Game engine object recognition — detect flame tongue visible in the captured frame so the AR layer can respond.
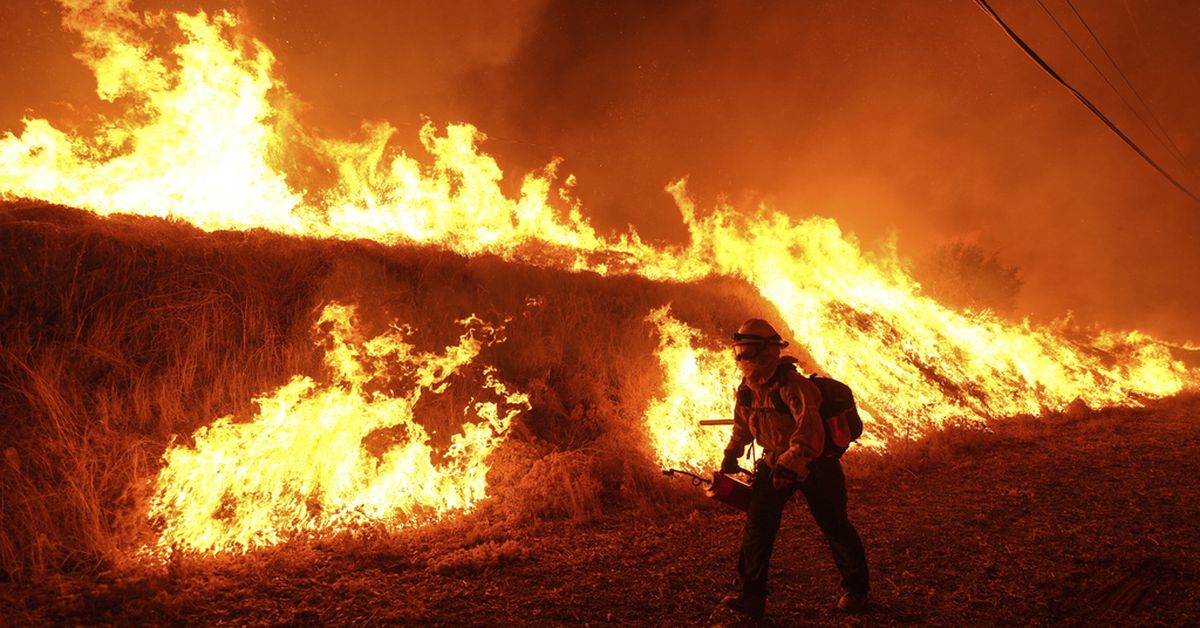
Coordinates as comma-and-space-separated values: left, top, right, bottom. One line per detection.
642, 306, 746, 472
145, 304, 529, 555
4, 5, 307, 230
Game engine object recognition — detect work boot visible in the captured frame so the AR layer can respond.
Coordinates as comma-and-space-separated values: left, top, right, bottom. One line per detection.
718, 592, 766, 619
835, 592, 869, 613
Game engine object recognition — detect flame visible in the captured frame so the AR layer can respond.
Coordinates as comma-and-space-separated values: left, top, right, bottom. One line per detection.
643, 298, 1190, 472
1, 2, 1196, 549
143, 303, 529, 556
641, 306, 757, 472
664, 192, 1193, 446
1, 4, 306, 231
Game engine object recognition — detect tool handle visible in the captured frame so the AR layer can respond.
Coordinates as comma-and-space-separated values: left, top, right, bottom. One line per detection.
698, 419, 734, 426
662, 468, 712, 486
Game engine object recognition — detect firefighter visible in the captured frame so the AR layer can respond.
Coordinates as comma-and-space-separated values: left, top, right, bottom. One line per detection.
715, 318, 870, 619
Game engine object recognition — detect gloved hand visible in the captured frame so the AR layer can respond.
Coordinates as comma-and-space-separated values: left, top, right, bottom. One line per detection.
720, 450, 743, 475
772, 464, 799, 488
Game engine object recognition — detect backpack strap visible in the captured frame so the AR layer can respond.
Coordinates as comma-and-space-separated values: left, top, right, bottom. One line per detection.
736, 384, 752, 407
768, 362, 797, 414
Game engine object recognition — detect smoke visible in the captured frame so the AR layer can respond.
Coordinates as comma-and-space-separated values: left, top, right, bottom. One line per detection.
2, 0, 1198, 340
460, 0, 1200, 342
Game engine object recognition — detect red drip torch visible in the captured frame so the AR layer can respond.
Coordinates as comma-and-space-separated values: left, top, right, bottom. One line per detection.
663, 467, 753, 513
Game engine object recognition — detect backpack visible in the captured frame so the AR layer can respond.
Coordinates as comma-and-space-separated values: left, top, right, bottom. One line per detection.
764, 364, 864, 458
805, 373, 864, 458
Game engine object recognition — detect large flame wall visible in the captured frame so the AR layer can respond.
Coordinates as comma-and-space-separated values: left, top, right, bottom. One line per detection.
1, 2, 1195, 555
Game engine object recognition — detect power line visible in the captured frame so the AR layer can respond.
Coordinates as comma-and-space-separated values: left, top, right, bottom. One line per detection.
973, 0, 1200, 205
1063, 0, 1195, 175
1034, 0, 1191, 174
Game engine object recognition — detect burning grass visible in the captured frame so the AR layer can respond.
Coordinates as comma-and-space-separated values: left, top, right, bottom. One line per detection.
4, 393, 1198, 625
0, 201, 775, 580
4, 3, 1189, 449
2, 200, 1195, 592
1, 2, 1195, 618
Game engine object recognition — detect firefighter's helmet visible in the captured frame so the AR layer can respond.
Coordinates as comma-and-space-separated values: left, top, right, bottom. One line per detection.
732, 319, 788, 361
733, 319, 786, 346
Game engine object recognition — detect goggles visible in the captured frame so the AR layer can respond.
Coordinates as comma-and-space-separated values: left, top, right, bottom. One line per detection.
732, 332, 780, 344
733, 345, 763, 362
731, 332, 787, 362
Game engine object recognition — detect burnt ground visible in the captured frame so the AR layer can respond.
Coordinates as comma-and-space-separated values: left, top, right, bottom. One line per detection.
4, 395, 1199, 627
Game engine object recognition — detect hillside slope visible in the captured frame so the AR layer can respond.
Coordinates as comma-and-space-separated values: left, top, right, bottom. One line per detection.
0, 201, 776, 578
3, 200, 1197, 626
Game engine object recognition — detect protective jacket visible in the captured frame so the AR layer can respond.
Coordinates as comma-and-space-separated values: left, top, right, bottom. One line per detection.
725, 357, 825, 480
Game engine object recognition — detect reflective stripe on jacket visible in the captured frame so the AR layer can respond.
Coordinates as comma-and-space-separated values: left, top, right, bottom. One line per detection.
725, 358, 825, 480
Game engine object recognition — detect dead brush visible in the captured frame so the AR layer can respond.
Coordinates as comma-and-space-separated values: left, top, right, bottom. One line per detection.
0, 202, 788, 580
427, 539, 529, 576
492, 450, 605, 525
843, 405, 1079, 481
843, 418, 997, 480
0, 205, 328, 579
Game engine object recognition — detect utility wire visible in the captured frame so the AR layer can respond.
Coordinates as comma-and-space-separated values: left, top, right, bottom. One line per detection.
1034, 0, 1190, 173
1063, 0, 1195, 175
973, 0, 1200, 205
1121, 0, 1149, 54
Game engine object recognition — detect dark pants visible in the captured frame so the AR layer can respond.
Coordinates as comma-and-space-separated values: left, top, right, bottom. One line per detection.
735, 457, 869, 597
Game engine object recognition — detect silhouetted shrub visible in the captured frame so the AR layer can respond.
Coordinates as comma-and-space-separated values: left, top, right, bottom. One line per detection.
915, 241, 1023, 315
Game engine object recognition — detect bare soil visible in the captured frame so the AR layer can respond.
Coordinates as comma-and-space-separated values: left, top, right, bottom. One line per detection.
3, 395, 1198, 626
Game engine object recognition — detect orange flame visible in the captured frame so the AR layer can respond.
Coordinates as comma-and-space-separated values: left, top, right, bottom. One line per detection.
143, 304, 529, 556
643, 294, 1188, 471
664, 191, 1192, 445
641, 306, 759, 473
1, 4, 305, 230
1, 2, 1195, 550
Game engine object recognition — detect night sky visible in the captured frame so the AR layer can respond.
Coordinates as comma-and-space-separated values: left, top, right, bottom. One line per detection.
2, 0, 1198, 341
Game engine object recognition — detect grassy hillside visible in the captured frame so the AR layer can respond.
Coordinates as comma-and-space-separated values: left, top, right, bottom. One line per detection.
0, 201, 779, 579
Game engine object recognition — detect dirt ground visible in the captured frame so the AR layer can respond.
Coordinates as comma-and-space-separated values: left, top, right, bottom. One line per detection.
4, 395, 1198, 627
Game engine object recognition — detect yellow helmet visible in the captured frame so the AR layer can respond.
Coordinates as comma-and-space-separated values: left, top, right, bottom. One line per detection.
732, 318, 788, 347
732, 319, 788, 362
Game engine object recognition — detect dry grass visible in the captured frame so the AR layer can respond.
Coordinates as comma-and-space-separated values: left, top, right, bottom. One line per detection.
428, 539, 529, 576
3, 202, 1197, 623
6, 395, 1197, 625
0, 201, 776, 581
0, 203, 330, 579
